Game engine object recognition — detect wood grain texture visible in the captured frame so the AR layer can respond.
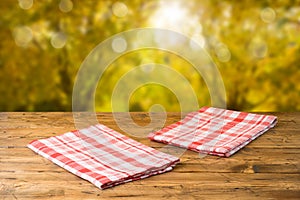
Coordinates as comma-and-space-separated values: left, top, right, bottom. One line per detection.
0, 112, 299, 199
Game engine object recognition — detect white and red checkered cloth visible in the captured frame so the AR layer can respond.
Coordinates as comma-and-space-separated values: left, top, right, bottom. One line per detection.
148, 107, 277, 157
27, 124, 179, 189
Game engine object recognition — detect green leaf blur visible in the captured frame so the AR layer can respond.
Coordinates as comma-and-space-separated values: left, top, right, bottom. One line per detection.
0, 0, 299, 111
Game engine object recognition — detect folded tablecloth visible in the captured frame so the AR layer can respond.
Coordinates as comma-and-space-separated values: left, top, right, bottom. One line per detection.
28, 124, 179, 189
148, 107, 277, 157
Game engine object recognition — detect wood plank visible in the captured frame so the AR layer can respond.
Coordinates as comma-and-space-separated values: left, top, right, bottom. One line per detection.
0, 128, 293, 139
1, 148, 299, 174
1, 173, 299, 199
1, 130, 299, 149
1, 172, 299, 187
0, 112, 298, 130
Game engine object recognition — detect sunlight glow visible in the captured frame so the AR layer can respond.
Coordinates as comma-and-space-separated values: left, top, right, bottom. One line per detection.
150, 2, 189, 32
149, 1, 205, 48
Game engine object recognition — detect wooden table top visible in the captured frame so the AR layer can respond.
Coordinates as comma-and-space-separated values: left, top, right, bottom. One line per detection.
0, 112, 299, 199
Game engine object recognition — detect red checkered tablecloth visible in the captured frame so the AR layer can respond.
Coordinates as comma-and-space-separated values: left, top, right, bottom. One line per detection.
148, 107, 277, 157
28, 124, 179, 189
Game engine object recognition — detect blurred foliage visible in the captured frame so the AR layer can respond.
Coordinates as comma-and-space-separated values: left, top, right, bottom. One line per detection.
0, 0, 299, 111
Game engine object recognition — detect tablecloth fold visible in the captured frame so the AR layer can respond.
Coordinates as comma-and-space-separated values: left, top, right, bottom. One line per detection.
28, 124, 179, 189
148, 107, 277, 157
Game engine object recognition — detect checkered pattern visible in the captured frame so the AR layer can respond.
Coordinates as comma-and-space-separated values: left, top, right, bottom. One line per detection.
148, 107, 277, 157
27, 124, 179, 189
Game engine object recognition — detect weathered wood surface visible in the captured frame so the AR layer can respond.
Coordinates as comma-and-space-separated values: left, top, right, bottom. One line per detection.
0, 112, 299, 199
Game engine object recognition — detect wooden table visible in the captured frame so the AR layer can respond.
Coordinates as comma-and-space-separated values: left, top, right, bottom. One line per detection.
0, 112, 299, 199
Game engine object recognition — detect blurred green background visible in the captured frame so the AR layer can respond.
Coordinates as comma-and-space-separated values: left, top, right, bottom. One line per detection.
0, 0, 299, 112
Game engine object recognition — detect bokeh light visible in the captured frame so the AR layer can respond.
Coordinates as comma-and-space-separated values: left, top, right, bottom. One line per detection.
59, 0, 73, 13
214, 43, 231, 62
112, 37, 127, 53
260, 7, 276, 23
112, 2, 128, 18
13, 26, 33, 47
18, 0, 33, 10
50, 32, 67, 48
